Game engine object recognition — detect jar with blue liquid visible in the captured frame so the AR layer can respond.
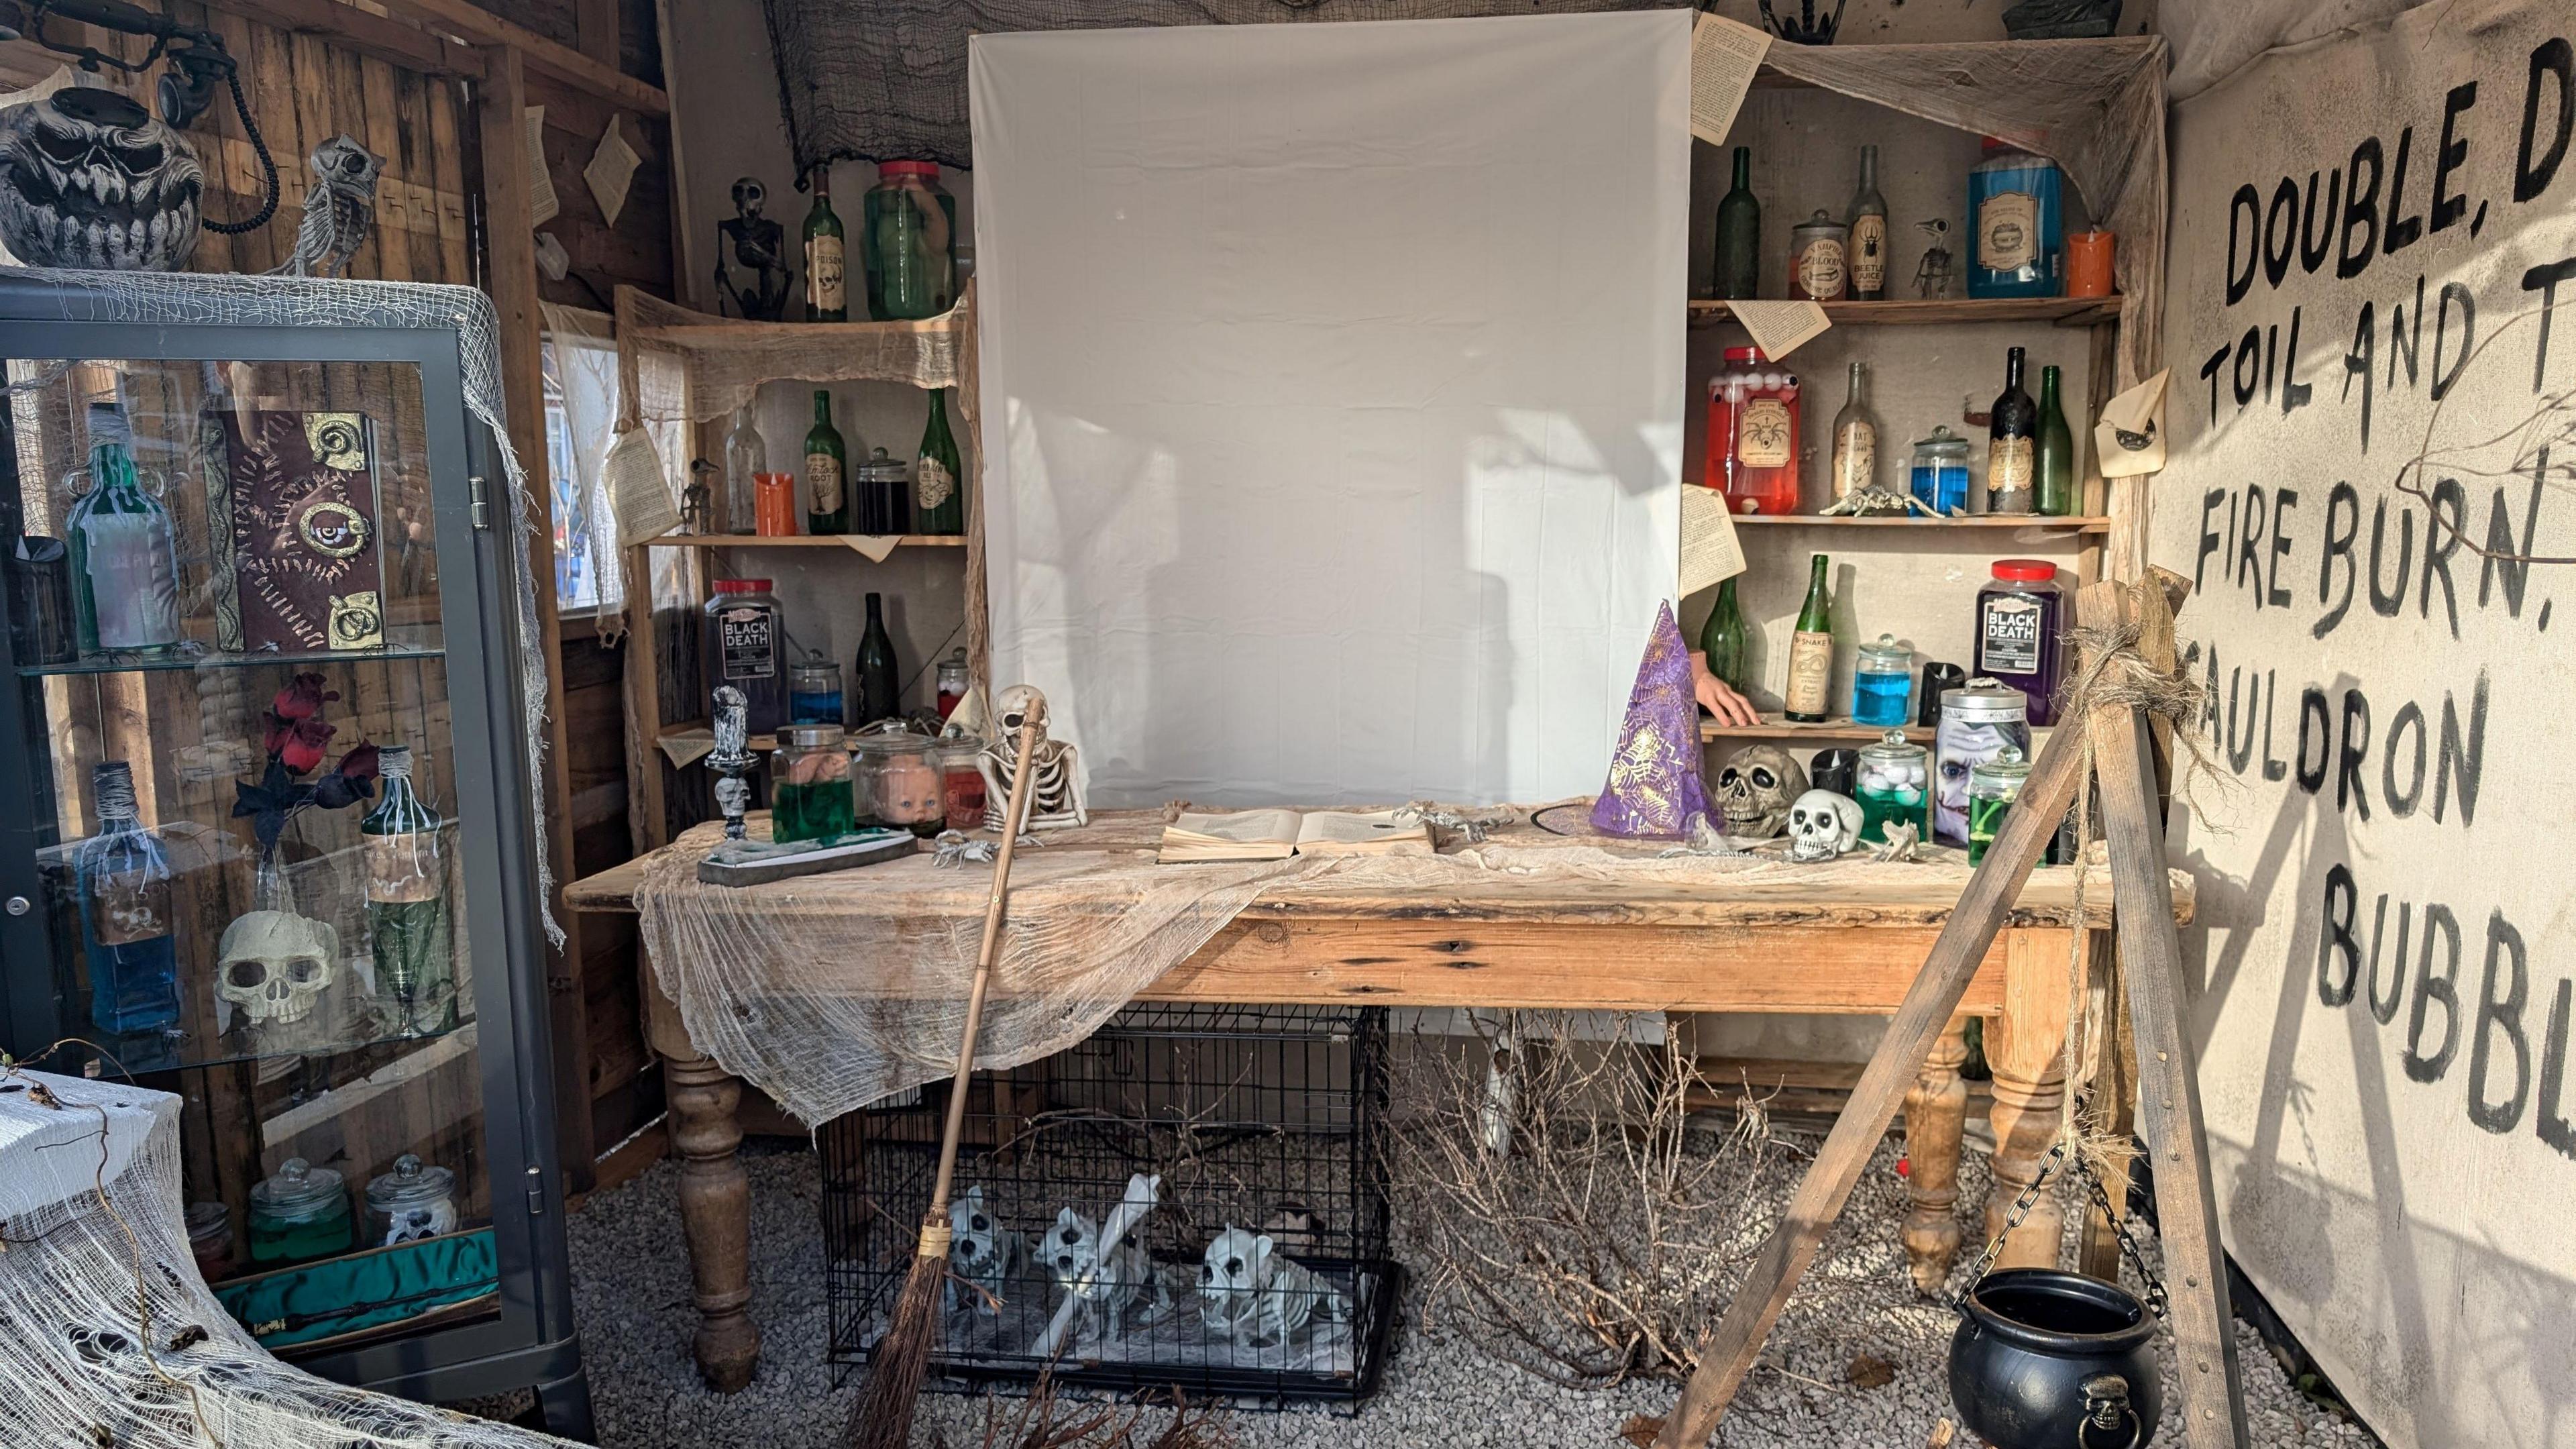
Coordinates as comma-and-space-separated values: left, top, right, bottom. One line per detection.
1852, 634, 1914, 727
1967, 138, 2063, 298
1910, 426, 1971, 515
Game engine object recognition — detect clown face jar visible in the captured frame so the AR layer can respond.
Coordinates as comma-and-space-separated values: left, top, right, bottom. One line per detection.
1934, 678, 2029, 846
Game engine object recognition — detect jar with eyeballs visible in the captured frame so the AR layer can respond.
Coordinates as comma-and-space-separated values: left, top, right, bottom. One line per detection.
365, 1153, 459, 1247
1852, 634, 1913, 727
1854, 729, 1930, 845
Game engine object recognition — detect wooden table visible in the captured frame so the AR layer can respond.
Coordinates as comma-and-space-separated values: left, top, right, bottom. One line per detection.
565, 812, 2188, 1393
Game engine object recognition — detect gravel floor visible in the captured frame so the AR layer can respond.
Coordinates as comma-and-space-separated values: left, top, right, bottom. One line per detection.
564, 1135, 2376, 1449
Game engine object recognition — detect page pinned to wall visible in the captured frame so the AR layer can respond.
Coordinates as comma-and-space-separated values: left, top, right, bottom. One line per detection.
524, 107, 559, 227
1679, 486, 1745, 597
1688, 13, 1770, 145
586, 115, 642, 227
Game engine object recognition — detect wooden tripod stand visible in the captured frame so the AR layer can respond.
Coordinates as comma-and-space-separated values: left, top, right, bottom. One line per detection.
1655, 570, 2251, 1449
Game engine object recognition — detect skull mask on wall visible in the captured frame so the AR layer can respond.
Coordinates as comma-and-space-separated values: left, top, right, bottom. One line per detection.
1713, 744, 1810, 839
216, 910, 338, 1026
0, 87, 203, 271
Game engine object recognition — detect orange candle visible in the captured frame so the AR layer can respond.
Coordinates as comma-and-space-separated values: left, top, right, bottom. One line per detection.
2068, 230, 2115, 299
753, 471, 799, 536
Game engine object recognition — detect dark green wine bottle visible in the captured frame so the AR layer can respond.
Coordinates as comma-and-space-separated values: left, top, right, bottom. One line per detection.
2035, 364, 2076, 517
915, 388, 964, 535
803, 168, 847, 322
1714, 147, 1761, 301
1783, 552, 1833, 722
854, 592, 900, 724
1697, 576, 1750, 694
1986, 346, 2037, 515
804, 390, 847, 535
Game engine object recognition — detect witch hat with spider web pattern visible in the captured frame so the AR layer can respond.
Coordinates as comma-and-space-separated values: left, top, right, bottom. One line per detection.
1589, 600, 1711, 838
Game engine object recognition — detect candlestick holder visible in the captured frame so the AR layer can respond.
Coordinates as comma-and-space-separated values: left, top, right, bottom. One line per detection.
710, 684, 761, 841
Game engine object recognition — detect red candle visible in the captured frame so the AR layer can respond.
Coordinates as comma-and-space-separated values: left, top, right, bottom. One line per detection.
2067, 230, 2115, 299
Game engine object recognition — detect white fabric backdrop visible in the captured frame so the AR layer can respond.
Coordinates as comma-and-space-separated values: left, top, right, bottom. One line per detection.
970, 12, 1688, 808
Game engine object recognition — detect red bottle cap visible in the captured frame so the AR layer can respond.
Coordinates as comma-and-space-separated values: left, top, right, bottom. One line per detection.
879, 160, 940, 178
1990, 559, 2057, 582
714, 578, 772, 592
1722, 345, 1771, 364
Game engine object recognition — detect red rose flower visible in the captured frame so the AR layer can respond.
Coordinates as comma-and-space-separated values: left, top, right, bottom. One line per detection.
270, 673, 339, 722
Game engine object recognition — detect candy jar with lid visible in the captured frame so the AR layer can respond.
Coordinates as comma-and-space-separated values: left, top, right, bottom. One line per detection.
247, 1157, 354, 1266
1854, 729, 1930, 846
366, 1153, 460, 1246
1704, 346, 1801, 515
935, 647, 971, 721
1852, 635, 1913, 727
1909, 427, 1972, 515
790, 649, 845, 725
863, 161, 958, 320
856, 726, 943, 837
773, 722, 857, 842
1974, 559, 2068, 724
701, 579, 788, 736
1789, 209, 1849, 302
1967, 746, 2034, 864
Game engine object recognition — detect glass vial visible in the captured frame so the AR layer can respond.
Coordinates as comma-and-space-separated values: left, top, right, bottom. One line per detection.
66, 401, 181, 655
1847, 144, 1888, 301
76, 760, 181, 1036
1829, 361, 1876, 504
722, 403, 766, 535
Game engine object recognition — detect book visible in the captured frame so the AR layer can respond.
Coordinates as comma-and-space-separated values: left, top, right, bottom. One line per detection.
213, 408, 386, 653
1157, 808, 1431, 863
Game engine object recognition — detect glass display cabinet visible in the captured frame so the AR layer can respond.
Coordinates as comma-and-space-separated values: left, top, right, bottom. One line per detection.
0, 272, 590, 1437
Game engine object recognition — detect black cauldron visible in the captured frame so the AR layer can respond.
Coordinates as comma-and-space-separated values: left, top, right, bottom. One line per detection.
1949, 1269, 2162, 1448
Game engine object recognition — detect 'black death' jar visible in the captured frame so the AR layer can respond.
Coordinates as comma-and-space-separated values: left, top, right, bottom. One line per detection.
1949, 1268, 2163, 1448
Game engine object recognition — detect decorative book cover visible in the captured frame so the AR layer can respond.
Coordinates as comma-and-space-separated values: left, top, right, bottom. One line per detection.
216, 410, 386, 653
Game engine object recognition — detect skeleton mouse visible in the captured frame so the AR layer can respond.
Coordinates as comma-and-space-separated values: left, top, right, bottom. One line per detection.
1046, 1205, 1169, 1344
1198, 1226, 1348, 1346
944, 1186, 1034, 1324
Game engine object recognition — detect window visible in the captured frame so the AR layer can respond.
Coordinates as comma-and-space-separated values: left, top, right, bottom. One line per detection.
539, 305, 625, 616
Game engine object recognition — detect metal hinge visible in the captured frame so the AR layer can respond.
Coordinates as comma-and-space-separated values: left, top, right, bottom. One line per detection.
469, 475, 492, 531
525, 1163, 546, 1216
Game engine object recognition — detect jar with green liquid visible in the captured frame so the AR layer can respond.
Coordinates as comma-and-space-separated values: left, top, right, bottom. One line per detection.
246, 1158, 355, 1267
1966, 746, 2032, 865
365, 745, 455, 1036
771, 722, 857, 843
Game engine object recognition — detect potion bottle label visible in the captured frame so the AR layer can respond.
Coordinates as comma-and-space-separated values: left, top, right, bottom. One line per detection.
91, 869, 171, 945
719, 606, 777, 680
807, 236, 845, 312
1980, 596, 2043, 676
366, 833, 443, 904
806, 451, 843, 514
1979, 191, 2039, 272
1850, 216, 1887, 293
1737, 398, 1793, 469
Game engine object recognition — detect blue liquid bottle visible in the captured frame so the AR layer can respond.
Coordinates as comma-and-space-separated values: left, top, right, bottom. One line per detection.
1966, 139, 2063, 299
76, 760, 182, 1036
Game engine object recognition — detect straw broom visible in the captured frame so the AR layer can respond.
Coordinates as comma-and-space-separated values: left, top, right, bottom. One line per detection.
848, 694, 1049, 1449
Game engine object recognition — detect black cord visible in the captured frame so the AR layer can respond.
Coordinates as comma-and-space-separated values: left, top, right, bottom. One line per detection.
200, 68, 278, 235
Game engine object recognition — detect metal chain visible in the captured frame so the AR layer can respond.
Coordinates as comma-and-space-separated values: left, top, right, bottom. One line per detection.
1950, 1140, 2170, 1321
2084, 1166, 2169, 1319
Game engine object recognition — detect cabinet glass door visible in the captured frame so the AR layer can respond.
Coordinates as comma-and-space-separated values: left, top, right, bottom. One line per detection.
4, 352, 502, 1353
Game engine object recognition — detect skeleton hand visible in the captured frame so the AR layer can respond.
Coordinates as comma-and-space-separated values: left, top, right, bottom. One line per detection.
1690, 651, 1760, 727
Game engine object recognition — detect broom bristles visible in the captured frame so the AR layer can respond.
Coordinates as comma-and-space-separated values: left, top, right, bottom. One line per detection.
847, 1217, 950, 1449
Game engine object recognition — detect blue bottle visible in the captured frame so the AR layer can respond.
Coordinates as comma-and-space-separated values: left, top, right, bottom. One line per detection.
1852, 635, 1915, 728
1966, 140, 2063, 299
76, 761, 182, 1036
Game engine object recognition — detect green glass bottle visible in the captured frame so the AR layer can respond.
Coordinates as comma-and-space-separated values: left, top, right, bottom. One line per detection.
65, 401, 181, 655
804, 390, 847, 535
2035, 364, 2077, 517
803, 168, 848, 322
1713, 147, 1762, 301
853, 592, 900, 724
1782, 552, 1834, 723
914, 388, 964, 536
1697, 576, 1750, 694
364, 745, 454, 1037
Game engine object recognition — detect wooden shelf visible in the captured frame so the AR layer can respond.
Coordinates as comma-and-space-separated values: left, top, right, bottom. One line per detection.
1703, 715, 1929, 743
1729, 515, 2109, 535
632, 309, 961, 347
645, 534, 969, 549
1688, 297, 2121, 328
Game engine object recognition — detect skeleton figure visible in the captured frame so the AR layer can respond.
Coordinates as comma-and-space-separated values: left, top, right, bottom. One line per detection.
1046, 1205, 1167, 1345
270, 135, 384, 278
944, 1186, 1034, 1324
978, 684, 1086, 831
1198, 1227, 1349, 1346
1784, 789, 1864, 862
1914, 218, 1955, 300
714, 176, 791, 321
1713, 745, 1809, 839
0, 86, 205, 270
215, 909, 338, 1027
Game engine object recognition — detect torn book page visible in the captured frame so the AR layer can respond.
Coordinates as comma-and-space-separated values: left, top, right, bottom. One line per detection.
525, 106, 559, 227
1728, 300, 1831, 361
1688, 13, 1770, 146
585, 114, 643, 228
1678, 484, 1746, 597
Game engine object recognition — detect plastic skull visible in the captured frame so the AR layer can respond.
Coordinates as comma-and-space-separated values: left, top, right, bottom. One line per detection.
216, 910, 339, 1025
1714, 745, 1810, 839
1199, 1226, 1271, 1305
992, 683, 1050, 739
1785, 789, 1864, 861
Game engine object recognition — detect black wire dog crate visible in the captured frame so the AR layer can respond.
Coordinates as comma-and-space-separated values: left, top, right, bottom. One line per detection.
822, 1003, 1397, 1405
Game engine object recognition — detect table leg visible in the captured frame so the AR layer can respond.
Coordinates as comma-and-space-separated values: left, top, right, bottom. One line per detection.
1901, 1016, 1973, 1293
1984, 929, 2078, 1269
645, 973, 761, 1392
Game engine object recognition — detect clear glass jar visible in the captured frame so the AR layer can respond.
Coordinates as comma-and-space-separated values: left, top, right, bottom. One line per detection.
1968, 138, 2064, 299
1968, 746, 2033, 864
1934, 678, 2031, 846
937, 739, 989, 833
246, 1157, 354, 1267
790, 650, 845, 725
935, 647, 971, 722
1852, 634, 1913, 727
1704, 345, 1801, 516
702, 579, 787, 736
1909, 426, 1972, 515
855, 728, 943, 837
1854, 729, 1929, 846
1789, 209, 1849, 302
365, 1153, 459, 1246
773, 722, 857, 843
863, 161, 957, 320
853, 446, 910, 537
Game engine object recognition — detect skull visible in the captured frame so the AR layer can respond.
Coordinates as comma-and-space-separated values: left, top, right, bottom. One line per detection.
1049, 1205, 1098, 1281
992, 684, 1050, 740
0, 87, 203, 271
1199, 1226, 1271, 1305
1785, 789, 1863, 862
215, 910, 339, 1026
1713, 745, 1809, 839
950, 1185, 1003, 1279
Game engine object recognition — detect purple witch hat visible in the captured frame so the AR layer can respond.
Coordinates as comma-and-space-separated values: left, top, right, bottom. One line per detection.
1590, 600, 1711, 837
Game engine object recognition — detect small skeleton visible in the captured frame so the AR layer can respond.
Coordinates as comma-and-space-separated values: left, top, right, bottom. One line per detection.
978, 684, 1087, 831
1197, 1227, 1348, 1346
1872, 819, 1923, 863
1046, 1205, 1169, 1344
714, 175, 792, 321
1821, 484, 1941, 519
945, 1186, 1034, 1323
1914, 218, 1955, 301
1784, 789, 1863, 862
270, 134, 385, 278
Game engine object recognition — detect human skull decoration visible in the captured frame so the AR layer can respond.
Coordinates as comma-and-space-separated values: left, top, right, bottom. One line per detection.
1785, 789, 1864, 862
0, 87, 204, 271
216, 910, 339, 1026
1713, 744, 1810, 839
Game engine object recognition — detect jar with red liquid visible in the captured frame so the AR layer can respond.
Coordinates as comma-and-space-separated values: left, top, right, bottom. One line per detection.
938, 739, 988, 832
934, 647, 969, 722
1703, 346, 1802, 515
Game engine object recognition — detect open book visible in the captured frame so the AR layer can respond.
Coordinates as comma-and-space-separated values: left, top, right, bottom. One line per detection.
1157, 808, 1432, 863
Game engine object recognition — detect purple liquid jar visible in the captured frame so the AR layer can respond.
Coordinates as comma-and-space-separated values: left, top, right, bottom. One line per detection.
1974, 559, 2068, 725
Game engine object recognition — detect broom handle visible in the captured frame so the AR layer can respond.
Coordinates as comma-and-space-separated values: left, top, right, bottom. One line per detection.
922, 707, 1046, 1226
